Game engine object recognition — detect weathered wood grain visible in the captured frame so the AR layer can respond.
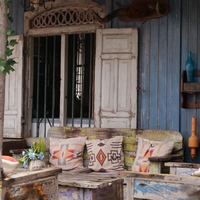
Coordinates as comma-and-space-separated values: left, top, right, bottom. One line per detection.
58, 173, 123, 188
165, 162, 200, 175
121, 171, 200, 200
58, 173, 123, 200
3, 167, 62, 200
3, 167, 62, 187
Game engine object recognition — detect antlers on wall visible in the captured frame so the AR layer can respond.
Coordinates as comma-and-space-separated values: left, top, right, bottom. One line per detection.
93, 0, 169, 24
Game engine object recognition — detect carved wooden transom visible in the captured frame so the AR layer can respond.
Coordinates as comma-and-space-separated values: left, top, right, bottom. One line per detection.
30, 8, 98, 29
24, 0, 105, 36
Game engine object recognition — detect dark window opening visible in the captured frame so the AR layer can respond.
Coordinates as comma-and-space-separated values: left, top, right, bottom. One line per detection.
67, 33, 95, 126
32, 33, 95, 136
32, 36, 61, 135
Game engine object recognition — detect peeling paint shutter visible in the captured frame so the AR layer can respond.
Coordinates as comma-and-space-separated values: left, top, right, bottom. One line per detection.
3, 35, 23, 138
94, 28, 138, 128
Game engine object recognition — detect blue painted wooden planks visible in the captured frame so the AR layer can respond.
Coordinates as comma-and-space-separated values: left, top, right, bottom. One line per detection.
121, 171, 200, 200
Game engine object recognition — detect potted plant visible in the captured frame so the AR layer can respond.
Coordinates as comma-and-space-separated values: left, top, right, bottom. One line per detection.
19, 137, 46, 171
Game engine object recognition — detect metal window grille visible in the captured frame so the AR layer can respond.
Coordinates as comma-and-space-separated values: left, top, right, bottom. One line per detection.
76, 34, 85, 100
32, 33, 95, 137
67, 33, 95, 127
33, 36, 61, 137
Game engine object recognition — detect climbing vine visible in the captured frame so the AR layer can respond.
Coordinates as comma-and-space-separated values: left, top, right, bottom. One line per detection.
0, 0, 18, 74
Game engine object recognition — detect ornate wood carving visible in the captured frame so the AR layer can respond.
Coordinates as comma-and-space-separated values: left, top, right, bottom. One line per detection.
24, 0, 105, 36
30, 8, 98, 29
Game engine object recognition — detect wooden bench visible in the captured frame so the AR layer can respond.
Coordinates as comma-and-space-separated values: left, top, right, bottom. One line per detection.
44, 127, 184, 200
46, 127, 183, 172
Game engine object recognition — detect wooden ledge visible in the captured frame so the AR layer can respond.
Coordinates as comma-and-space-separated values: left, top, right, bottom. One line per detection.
165, 162, 200, 169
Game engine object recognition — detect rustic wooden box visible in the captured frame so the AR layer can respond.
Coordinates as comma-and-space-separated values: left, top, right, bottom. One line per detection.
121, 171, 200, 200
58, 173, 124, 200
2, 167, 62, 200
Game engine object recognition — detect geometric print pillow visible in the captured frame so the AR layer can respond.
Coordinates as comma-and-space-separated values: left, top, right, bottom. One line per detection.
49, 137, 87, 170
132, 137, 174, 172
85, 136, 124, 172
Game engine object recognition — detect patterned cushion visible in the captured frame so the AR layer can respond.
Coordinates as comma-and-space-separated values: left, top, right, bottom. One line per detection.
49, 137, 87, 170
132, 137, 174, 172
86, 136, 124, 171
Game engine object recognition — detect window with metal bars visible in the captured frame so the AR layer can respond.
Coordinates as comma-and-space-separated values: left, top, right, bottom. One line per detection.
67, 33, 95, 127
32, 36, 61, 136
32, 33, 95, 136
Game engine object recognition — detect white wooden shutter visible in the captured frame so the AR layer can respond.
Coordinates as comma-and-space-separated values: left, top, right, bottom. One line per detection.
3, 35, 23, 138
94, 28, 138, 128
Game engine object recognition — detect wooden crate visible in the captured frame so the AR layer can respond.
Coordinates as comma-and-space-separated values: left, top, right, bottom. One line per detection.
3, 167, 62, 200
58, 173, 124, 200
121, 171, 200, 200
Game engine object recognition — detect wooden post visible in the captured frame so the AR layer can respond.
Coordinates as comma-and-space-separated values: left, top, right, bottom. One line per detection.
0, 0, 8, 199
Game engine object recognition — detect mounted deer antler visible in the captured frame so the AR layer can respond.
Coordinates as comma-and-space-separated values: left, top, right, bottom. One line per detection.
93, 0, 169, 24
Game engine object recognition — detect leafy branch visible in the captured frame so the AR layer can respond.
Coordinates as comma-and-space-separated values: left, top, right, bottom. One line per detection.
0, 0, 18, 74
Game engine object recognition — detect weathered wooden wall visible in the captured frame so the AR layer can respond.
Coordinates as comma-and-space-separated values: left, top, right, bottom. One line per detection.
104, 0, 200, 164
180, 0, 200, 164
9, 1, 24, 35
9, 0, 200, 163
105, 0, 181, 131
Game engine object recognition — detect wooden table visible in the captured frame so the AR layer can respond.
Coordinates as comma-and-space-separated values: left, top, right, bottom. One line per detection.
2, 167, 62, 200
58, 172, 124, 200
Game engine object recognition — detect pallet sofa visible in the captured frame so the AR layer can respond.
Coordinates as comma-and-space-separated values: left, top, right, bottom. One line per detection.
46, 127, 183, 172
41, 127, 184, 200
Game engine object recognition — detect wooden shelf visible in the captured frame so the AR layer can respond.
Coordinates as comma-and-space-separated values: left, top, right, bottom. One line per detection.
181, 70, 200, 108
183, 82, 200, 93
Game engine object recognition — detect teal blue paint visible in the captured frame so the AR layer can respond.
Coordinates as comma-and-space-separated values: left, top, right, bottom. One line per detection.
134, 180, 189, 200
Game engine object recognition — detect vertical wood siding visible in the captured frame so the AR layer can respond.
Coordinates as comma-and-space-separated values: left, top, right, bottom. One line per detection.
108, 0, 181, 132
180, 0, 200, 163
10, 0, 200, 163
9, 1, 24, 35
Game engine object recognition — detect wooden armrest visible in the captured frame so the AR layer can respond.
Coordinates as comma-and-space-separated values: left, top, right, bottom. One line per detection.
149, 155, 183, 162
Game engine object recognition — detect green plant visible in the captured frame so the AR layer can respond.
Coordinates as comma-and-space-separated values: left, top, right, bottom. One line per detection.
0, 0, 18, 74
19, 137, 46, 168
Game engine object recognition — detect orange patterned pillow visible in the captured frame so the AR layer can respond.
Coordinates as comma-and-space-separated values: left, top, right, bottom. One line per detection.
86, 136, 124, 172
132, 137, 174, 172
49, 137, 87, 170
